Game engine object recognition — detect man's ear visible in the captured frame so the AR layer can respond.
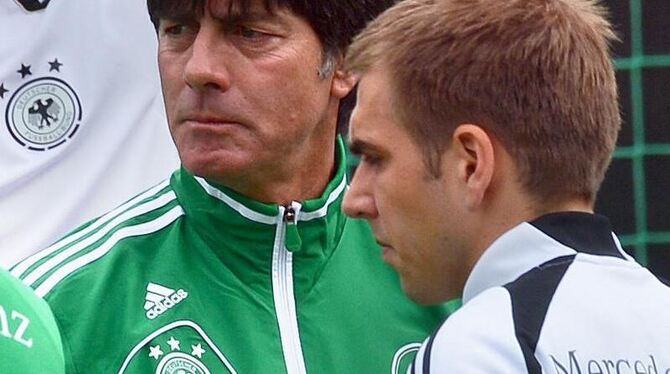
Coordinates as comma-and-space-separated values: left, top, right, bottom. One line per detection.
450, 124, 495, 209
331, 68, 357, 99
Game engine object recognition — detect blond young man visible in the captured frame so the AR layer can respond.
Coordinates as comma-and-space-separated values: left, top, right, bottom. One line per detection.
343, 0, 670, 372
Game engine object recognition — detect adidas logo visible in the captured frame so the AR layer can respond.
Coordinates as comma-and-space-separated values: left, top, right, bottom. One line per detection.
144, 282, 188, 320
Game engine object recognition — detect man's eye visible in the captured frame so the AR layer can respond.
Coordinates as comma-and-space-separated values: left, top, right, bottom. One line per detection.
361, 154, 382, 166
233, 26, 266, 40
163, 24, 185, 35
160, 21, 197, 37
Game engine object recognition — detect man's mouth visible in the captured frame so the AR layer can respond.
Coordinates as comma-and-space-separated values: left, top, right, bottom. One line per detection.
184, 116, 238, 125
376, 240, 395, 261
376, 239, 390, 249
180, 111, 246, 127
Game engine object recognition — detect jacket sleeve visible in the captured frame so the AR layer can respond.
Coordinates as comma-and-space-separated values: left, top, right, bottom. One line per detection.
409, 287, 528, 373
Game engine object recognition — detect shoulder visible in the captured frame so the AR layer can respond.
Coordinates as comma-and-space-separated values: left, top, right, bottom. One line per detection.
10, 179, 183, 301
411, 287, 527, 373
411, 255, 578, 374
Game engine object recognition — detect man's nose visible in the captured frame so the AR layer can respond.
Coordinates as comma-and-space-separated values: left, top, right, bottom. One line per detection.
183, 26, 232, 92
342, 170, 378, 220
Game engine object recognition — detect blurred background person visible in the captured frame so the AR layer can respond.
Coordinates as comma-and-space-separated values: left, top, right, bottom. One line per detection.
0, 0, 179, 267
0, 266, 64, 372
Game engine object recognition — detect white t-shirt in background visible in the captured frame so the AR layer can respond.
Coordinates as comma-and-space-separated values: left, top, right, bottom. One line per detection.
0, 0, 179, 267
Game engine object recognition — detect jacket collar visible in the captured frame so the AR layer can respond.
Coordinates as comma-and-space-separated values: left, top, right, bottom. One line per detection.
462, 212, 633, 304
171, 137, 349, 257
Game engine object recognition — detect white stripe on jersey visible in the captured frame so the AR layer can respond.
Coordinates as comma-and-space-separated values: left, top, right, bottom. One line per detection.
299, 178, 347, 221
12, 179, 170, 278
35, 206, 184, 298
612, 232, 636, 261
194, 175, 346, 224
21, 190, 177, 288
391, 342, 422, 374
194, 176, 278, 225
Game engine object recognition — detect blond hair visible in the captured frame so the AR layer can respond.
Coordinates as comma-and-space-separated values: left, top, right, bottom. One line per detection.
346, 0, 621, 203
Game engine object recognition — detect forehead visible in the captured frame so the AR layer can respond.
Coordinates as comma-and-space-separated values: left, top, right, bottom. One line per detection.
350, 68, 397, 137
150, 0, 283, 20
349, 67, 418, 150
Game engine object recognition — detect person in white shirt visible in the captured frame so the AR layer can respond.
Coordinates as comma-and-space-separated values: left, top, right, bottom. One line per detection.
0, 0, 179, 267
342, 0, 670, 372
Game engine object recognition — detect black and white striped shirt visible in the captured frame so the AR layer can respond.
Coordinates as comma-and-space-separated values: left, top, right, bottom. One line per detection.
412, 212, 670, 373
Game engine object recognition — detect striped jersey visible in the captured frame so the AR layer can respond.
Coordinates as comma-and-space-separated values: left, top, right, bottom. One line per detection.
412, 212, 670, 373
0, 0, 178, 267
13, 139, 456, 373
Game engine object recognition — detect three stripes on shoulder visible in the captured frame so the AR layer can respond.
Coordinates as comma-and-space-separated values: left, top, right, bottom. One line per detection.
11, 180, 184, 298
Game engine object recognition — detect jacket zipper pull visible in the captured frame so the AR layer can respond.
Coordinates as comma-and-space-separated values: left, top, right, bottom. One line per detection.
284, 203, 302, 253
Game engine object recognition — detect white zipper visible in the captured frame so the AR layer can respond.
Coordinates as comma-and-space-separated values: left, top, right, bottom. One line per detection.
272, 202, 307, 374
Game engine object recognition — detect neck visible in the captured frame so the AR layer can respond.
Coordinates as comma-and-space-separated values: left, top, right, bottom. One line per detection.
530, 197, 594, 217
214, 134, 338, 206
458, 140, 598, 296
465, 186, 594, 287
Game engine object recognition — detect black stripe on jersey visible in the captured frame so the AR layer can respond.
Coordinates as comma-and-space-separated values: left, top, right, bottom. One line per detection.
504, 255, 575, 374
422, 329, 438, 373
416, 313, 452, 374
530, 212, 623, 259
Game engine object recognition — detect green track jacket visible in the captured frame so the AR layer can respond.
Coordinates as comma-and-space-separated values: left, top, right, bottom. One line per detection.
13, 140, 455, 373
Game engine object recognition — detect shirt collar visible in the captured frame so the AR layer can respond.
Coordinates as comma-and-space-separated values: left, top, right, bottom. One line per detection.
171, 137, 349, 256
462, 212, 627, 303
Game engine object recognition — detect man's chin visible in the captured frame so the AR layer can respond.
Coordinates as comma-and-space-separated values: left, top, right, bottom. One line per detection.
181, 157, 248, 182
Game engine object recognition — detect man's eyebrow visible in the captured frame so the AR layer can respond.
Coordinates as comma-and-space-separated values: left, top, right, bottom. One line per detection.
348, 139, 381, 156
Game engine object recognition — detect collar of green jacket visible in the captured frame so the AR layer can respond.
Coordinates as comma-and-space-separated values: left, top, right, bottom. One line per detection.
171, 136, 349, 259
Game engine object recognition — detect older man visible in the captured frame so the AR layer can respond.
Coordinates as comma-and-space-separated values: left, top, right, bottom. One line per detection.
11, 0, 453, 372
344, 0, 670, 372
